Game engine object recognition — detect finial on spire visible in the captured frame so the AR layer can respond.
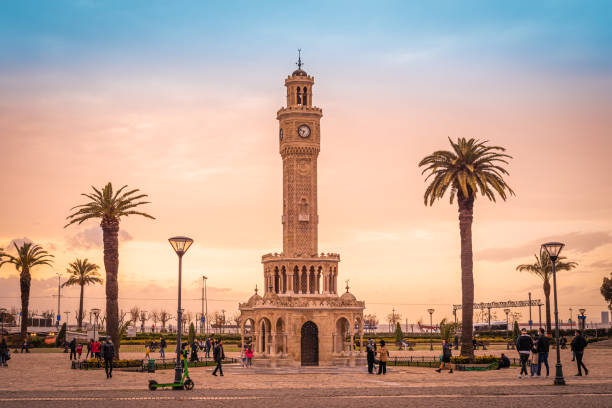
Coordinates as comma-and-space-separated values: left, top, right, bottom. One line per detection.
296, 48, 303, 70
254, 285, 258, 295
345, 279, 350, 293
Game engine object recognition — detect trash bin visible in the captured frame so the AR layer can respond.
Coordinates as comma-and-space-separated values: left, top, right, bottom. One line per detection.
147, 359, 155, 373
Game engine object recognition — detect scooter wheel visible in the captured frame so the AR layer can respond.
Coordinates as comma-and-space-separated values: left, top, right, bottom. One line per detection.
148, 380, 158, 391
184, 379, 194, 390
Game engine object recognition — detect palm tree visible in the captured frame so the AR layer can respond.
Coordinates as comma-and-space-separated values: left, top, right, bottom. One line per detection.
419, 137, 514, 357
61, 258, 103, 331
0, 242, 54, 338
516, 252, 577, 332
65, 183, 154, 357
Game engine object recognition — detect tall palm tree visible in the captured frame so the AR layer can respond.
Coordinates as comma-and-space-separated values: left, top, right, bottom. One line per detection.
419, 137, 514, 357
65, 183, 154, 357
516, 252, 577, 332
0, 242, 54, 338
62, 258, 103, 331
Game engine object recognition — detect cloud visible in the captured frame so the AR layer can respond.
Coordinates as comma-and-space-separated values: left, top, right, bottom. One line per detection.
589, 260, 612, 270
477, 231, 612, 262
66, 227, 133, 250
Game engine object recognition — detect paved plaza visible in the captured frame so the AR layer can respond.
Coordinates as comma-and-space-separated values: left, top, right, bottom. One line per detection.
0, 347, 610, 407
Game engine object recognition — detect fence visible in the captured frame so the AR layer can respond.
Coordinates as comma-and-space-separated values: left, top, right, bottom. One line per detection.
71, 356, 238, 371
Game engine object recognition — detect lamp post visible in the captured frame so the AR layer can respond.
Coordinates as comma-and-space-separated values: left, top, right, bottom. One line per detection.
55, 272, 62, 328
169, 236, 194, 385
91, 308, 100, 341
504, 308, 511, 348
538, 302, 543, 329
578, 308, 586, 331
569, 308, 573, 331
542, 241, 566, 386
64, 311, 70, 329
203, 276, 208, 336
427, 308, 435, 351
0, 308, 6, 336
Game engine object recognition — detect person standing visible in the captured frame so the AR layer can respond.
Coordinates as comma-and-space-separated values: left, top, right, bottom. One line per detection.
76, 342, 83, 359
86, 339, 93, 359
436, 339, 454, 373
69, 338, 77, 360
212, 339, 225, 376
529, 346, 539, 377
515, 328, 533, 378
246, 345, 253, 367
366, 339, 377, 374
101, 337, 115, 379
205, 338, 211, 358
94, 339, 102, 360
145, 343, 151, 360
21, 339, 29, 353
570, 330, 588, 376
159, 337, 166, 359
536, 328, 550, 377
0, 338, 8, 367
377, 340, 389, 375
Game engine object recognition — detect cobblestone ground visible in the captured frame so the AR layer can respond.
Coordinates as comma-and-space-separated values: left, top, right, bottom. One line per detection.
0, 347, 610, 407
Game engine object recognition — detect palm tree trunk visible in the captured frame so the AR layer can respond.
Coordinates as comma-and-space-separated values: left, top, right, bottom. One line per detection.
543, 278, 552, 333
458, 195, 475, 358
78, 283, 84, 331
19, 267, 31, 339
102, 217, 120, 358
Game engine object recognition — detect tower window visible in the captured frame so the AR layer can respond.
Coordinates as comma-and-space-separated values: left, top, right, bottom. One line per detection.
296, 86, 301, 105
302, 87, 307, 105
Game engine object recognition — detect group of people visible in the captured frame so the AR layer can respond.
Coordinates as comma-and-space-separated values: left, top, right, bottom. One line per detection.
366, 339, 390, 375
66, 338, 102, 360
239, 343, 254, 367
516, 327, 589, 378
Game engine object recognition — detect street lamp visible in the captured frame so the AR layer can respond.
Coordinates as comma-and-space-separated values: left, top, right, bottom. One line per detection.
91, 308, 101, 341
169, 236, 194, 385
542, 241, 566, 386
202, 276, 208, 336
569, 308, 573, 331
504, 308, 511, 348
0, 308, 6, 336
427, 308, 435, 351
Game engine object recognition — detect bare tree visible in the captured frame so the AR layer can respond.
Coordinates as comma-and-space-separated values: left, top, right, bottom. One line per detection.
118, 309, 128, 327
159, 310, 172, 333
150, 311, 160, 333
363, 314, 378, 335
129, 306, 140, 325
139, 310, 148, 333
387, 311, 401, 331
182, 311, 193, 334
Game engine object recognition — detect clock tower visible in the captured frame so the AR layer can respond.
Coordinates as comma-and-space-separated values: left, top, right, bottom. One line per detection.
277, 52, 322, 257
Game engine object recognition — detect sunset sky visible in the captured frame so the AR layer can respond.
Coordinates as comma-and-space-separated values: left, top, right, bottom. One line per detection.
1, 1, 611, 328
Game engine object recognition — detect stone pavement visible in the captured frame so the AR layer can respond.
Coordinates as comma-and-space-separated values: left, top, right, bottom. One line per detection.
0, 347, 610, 407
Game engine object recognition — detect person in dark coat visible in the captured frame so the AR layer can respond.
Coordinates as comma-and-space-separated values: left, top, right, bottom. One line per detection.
570, 330, 588, 376
159, 337, 166, 358
536, 328, 550, 377
0, 338, 8, 367
435, 339, 454, 373
101, 337, 115, 379
69, 338, 77, 360
212, 339, 225, 376
190, 341, 199, 362
366, 339, 376, 374
515, 328, 533, 378
497, 353, 511, 369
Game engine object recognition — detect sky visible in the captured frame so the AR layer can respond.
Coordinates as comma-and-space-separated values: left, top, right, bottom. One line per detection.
1, 1, 612, 329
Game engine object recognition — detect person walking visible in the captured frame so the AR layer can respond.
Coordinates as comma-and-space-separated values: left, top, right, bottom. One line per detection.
570, 330, 588, 376
536, 328, 550, 377
101, 337, 115, 379
145, 343, 151, 360
435, 339, 454, 373
212, 339, 225, 376
0, 338, 8, 367
69, 338, 77, 360
20, 339, 29, 353
94, 339, 101, 360
515, 328, 533, 378
85, 339, 93, 359
205, 338, 211, 358
377, 340, 389, 375
159, 337, 166, 359
246, 345, 253, 367
366, 339, 377, 374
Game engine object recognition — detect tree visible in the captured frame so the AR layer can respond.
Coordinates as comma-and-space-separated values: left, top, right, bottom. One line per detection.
139, 310, 148, 333
516, 251, 577, 332
439, 318, 460, 342
512, 321, 520, 341
188, 322, 196, 344
61, 258, 102, 331
0, 242, 54, 338
65, 182, 154, 358
159, 310, 172, 332
150, 311, 160, 333
56, 322, 67, 346
601, 273, 612, 311
386, 311, 401, 332
394, 322, 404, 345
420, 137, 515, 357
363, 314, 378, 335
129, 306, 140, 326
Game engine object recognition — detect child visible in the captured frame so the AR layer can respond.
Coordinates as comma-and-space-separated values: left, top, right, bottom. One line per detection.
76, 343, 83, 359
240, 345, 247, 368
145, 343, 151, 359
529, 346, 539, 377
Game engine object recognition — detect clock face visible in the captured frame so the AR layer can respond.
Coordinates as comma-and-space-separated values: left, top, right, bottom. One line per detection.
279, 128, 283, 141
298, 124, 311, 138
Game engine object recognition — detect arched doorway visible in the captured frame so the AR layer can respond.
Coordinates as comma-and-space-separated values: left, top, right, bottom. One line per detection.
301, 321, 318, 366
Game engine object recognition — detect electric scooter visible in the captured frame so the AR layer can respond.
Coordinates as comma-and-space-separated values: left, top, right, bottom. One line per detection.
148, 350, 194, 391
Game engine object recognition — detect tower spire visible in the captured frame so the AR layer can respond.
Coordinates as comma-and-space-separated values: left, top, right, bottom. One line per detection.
296, 48, 303, 70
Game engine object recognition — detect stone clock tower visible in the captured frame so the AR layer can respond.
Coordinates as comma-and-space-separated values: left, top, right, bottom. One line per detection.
277, 57, 322, 257
239, 54, 364, 366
